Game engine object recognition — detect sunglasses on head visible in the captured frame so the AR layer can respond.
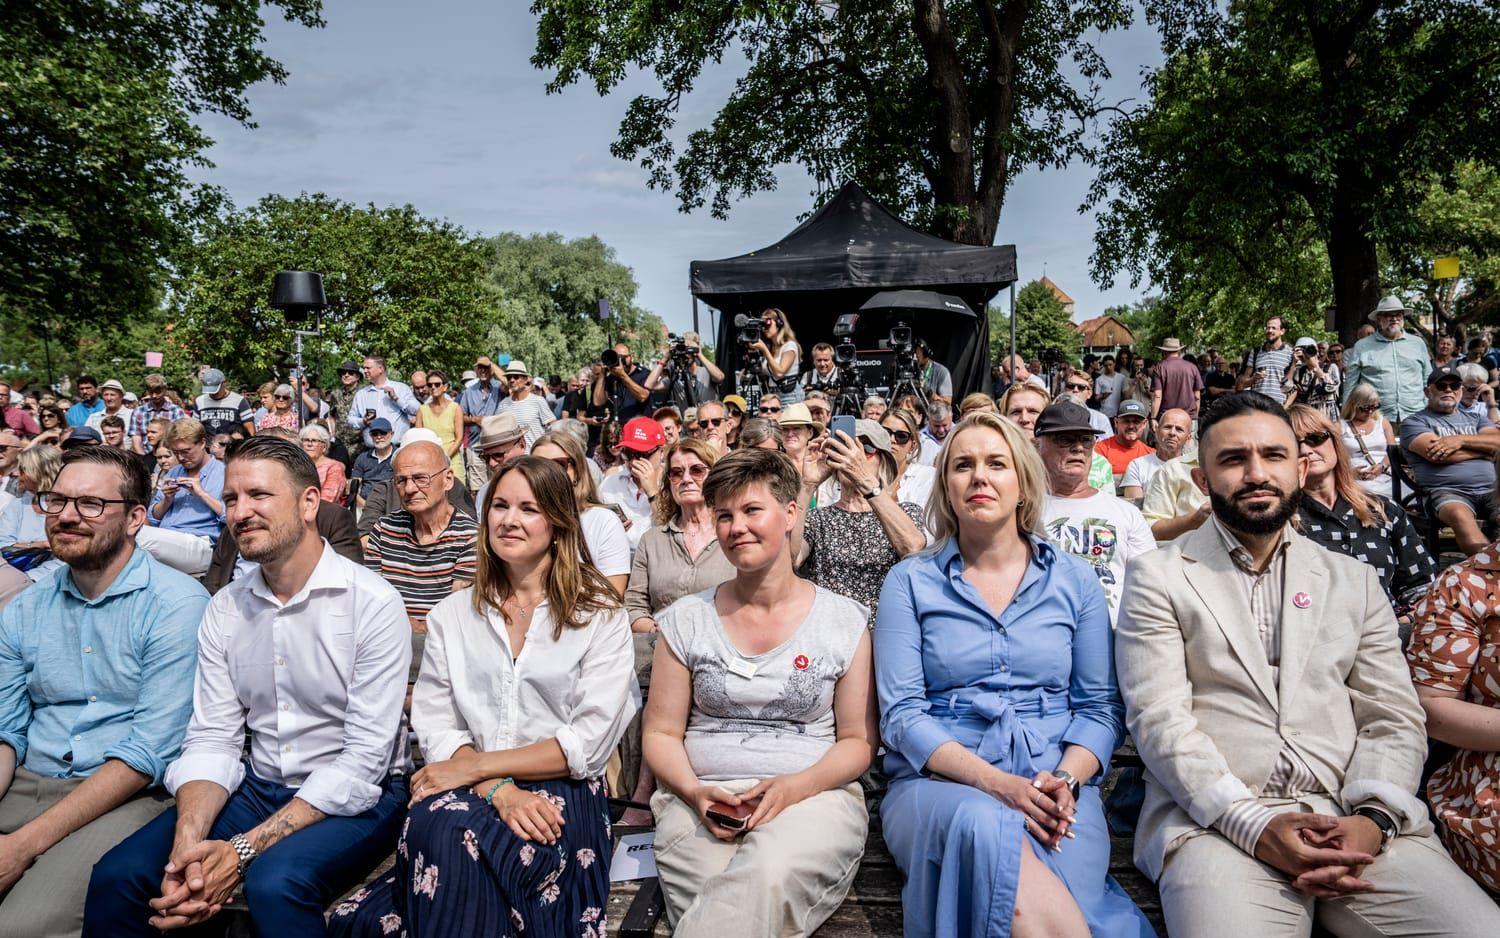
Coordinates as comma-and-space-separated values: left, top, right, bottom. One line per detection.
1298, 430, 1332, 448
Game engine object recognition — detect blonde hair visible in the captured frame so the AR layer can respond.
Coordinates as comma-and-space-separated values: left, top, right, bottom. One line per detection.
925, 412, 1046, 543
163, 417, 207, 447
1288, 404, 1386, 528
958, 392, 998, 417
998, 382, 1051, 415
18, 444, 62, 490
473, 456, 620, 639
655, 438, 721, 525
1340, 382, 1381, 421
531, 429, 603, 513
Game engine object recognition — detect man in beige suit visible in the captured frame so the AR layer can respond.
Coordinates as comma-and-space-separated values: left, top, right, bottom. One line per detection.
1117, 391, 1500, 937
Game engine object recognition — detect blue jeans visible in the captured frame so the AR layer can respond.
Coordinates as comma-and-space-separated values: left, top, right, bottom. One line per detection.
83, 768, 407, 938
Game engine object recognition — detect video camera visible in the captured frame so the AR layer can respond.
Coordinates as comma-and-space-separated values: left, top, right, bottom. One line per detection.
733, 313, 763, 350
666, 333, 697, 367
832, 313, 859, 367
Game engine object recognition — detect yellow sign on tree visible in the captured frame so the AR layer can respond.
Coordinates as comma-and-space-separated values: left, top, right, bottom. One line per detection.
1433, 256, 1461, 279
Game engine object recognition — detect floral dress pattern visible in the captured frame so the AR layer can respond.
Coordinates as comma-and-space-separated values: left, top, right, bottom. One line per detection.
329, 776, 614, 937
1406, 547, 1500, 892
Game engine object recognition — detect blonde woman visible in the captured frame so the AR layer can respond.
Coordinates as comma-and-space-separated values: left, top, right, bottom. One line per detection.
748, 308, 805, 403
330, 456, 638, 938
298, 423, 347, 504
529, 428, 631, 593
876, 412, 1148, 937
1339, 382, 1395, 499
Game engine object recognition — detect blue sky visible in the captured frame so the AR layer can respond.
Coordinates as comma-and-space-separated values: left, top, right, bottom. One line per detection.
188, 0, 1163, 331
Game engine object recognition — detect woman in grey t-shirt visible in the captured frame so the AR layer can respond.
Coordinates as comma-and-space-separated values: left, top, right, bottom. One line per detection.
644, 448, 876, 937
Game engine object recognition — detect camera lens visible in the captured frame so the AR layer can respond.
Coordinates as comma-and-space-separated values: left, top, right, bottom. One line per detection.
600, 348, 620, 368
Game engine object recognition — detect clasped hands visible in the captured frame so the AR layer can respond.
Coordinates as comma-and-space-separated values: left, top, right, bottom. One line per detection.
980, 769, 1078, 852
1253, 812, 1384, 898
148, 837, 241, 930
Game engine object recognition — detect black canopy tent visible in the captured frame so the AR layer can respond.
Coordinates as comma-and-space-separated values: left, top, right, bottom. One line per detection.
690, 182, 1017, 399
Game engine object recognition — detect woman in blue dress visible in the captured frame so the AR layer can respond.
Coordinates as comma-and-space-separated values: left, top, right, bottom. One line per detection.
875, 411, 1154, 938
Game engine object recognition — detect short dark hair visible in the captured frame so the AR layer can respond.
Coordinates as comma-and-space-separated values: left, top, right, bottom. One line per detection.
1197, 391, 1292, 449
60, 444, 150, 506
226, 436, 319, 493
77, 374, 98, 387
100, 414, 125, 430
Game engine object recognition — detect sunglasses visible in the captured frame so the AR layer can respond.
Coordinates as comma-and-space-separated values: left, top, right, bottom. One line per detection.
760, 405, 782, 414
545, 456, 573, 472
698, 417, 725, 429
668, 464, 709, 481
1434, 381, 1463, 392
885, 429, 913, 445
273, 395, 291, 401
425, 381, 445, 390
1356, 403, 1380, 412
1066, 383, 1090, 392
1298, 430, 1332, 448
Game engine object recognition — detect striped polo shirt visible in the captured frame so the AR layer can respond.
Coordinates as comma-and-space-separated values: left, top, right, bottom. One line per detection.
364, 508, 479, 626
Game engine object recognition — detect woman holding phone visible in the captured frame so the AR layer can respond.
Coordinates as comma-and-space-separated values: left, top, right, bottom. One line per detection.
643, 449, 877, 937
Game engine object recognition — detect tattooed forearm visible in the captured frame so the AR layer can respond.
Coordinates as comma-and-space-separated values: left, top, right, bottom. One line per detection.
246, 797, 327, 853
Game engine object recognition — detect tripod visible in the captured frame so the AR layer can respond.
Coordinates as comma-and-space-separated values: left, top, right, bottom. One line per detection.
887, 360, 929, 420
664, 360, 698, 413
832, 379, 866, 418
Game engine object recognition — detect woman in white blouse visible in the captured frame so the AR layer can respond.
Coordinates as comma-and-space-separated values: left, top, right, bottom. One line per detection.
330, 456, 639, 938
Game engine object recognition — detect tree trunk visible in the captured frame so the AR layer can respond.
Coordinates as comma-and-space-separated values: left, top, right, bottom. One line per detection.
1327, 189, 1381, 344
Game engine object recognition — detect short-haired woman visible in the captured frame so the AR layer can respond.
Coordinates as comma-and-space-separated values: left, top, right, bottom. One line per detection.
1339, 382, 1396, 499
330, 457, 639, 938
877, 412, 1152, 937
256, 383, 299, 432
795, 420, 926, 624
298, 423, 347, 504
1289, 404, 1434, 621
644, 449, 876, 936
530, 428, 631, 593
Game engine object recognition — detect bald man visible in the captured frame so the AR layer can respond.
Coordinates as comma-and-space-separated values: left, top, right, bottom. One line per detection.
1121, 408, 1192, 500
363, 443, 478, 667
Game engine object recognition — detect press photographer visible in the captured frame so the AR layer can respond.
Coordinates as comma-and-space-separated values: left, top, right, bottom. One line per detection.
591, 342, 652, 421
645, 330, 723, 408
743, 307, 805, 403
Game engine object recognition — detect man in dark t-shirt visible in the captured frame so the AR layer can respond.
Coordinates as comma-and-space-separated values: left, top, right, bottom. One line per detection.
1151, 339, 1204, 421
193, 369, 255, 438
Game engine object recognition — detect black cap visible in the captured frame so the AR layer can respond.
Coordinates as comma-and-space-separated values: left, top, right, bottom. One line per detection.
1035, 399, 1098, 436
1427, 364, 1461, 386
337, 360, 361, 374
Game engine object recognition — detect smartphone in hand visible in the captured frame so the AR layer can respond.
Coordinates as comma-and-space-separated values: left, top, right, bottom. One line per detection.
830, 414, 856, 440
706, 800, 755, 831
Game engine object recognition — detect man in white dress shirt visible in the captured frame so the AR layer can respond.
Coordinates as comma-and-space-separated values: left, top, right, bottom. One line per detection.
85, 437, 412, 937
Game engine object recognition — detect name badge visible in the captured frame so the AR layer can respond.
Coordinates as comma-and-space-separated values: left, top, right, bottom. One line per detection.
726, 657, 758, 680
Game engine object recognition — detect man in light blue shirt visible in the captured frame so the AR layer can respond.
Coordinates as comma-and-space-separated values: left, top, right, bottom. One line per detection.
0, 445, 207, 937
1343, 296, 1432, 424
347, 354, 421, 447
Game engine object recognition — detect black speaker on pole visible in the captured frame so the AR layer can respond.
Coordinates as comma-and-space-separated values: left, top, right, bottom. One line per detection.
270, 270, 328, 322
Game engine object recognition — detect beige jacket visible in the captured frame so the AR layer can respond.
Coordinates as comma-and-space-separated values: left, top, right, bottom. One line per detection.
1116, 522, 1430, 881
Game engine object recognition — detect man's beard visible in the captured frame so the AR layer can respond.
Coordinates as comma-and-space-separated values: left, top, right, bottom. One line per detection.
1210, 481, 1302, 536
236, 515, 307, 563
49, 521, 130, 572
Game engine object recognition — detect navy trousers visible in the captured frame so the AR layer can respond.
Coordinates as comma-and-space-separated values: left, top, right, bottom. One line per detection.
83, 768, 408, 938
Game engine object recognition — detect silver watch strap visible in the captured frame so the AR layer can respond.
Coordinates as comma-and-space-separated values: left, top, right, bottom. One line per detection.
229, 832, 258, 876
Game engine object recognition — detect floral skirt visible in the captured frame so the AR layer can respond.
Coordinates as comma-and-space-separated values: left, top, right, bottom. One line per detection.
329, 777, 613, 938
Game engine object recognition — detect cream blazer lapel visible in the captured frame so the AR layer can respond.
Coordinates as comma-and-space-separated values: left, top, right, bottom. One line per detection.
1273, 531, 1327, 716
1179, 524, 1279, 713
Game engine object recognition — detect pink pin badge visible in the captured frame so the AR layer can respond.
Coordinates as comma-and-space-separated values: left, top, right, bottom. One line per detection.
1293, 591, 1312, 610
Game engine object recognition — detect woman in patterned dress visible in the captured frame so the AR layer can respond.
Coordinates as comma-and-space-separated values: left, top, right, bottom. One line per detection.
330, 456, 640, 937
1407, 543, 1500, 894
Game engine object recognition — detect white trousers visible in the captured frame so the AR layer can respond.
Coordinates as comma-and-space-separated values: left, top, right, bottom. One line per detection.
134, 527, 213, 577
1160, 825, 1500, 937
651, 779, 867, 938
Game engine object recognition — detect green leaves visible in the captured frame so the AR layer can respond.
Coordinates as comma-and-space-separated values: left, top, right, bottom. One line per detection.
531, 0, 1132, 245
991, 280, 1082, 362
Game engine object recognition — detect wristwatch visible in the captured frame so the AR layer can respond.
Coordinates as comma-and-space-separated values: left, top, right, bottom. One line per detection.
228, 832, 259, 877
863, 484, 882, 499
1052, 770, 1082, 800
1354, 807, 1398, 853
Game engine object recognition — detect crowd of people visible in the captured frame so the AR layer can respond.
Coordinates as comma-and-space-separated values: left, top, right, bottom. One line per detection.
0, 293, 1497, 938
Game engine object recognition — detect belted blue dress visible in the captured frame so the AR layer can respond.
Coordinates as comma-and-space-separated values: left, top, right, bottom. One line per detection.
874, 536, 1154, 938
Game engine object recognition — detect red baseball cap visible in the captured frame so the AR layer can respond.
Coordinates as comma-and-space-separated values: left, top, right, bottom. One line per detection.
619, 416, 666, 453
